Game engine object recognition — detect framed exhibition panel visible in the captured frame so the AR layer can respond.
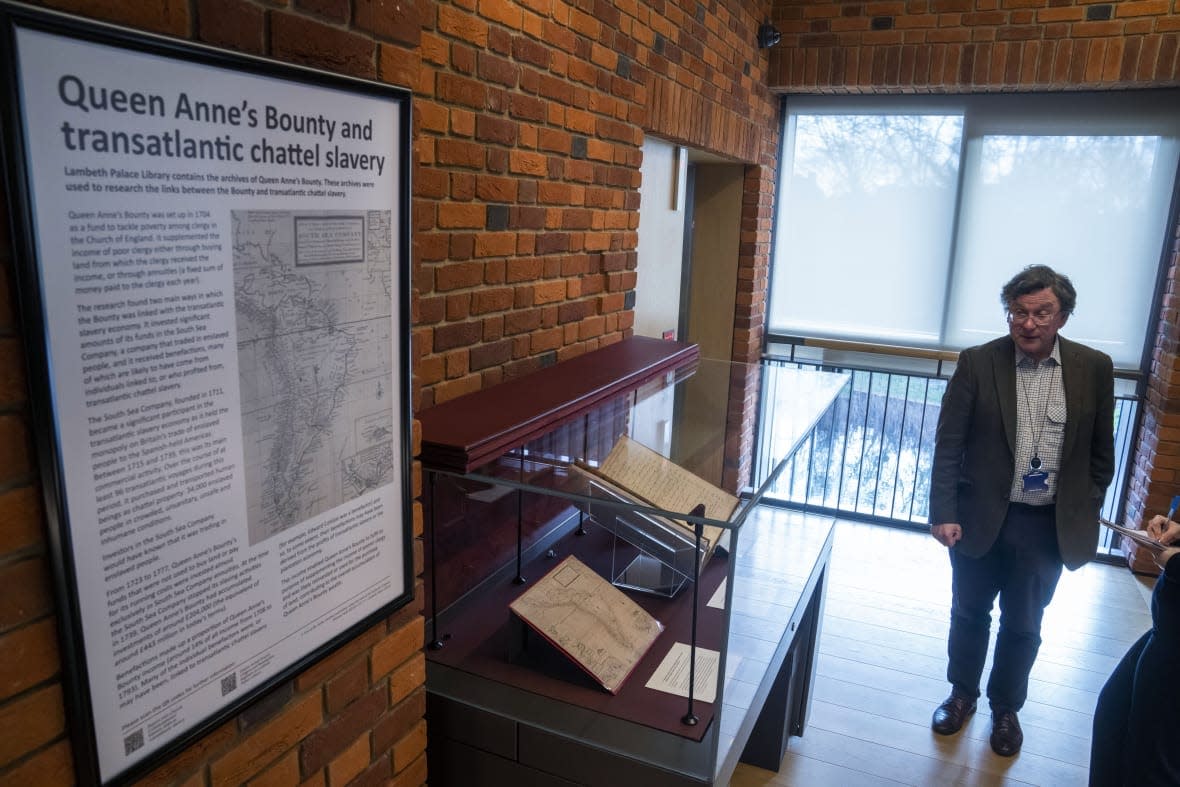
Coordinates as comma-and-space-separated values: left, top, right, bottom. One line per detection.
0, 3, 413, 784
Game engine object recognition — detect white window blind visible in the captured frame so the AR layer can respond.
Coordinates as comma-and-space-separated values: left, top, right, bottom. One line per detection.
770, 93, 1180, 369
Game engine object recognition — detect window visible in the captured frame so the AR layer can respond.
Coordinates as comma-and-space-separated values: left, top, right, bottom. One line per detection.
769, 92, 1180, 369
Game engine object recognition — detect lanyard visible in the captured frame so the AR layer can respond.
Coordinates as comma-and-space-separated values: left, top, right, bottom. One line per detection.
1017, 359, 1058, 470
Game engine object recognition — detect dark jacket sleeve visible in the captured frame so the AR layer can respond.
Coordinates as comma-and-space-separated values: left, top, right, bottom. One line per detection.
1152, 552, 1180, 649
1090, 350, 1116, 495
929, 348, 976, 526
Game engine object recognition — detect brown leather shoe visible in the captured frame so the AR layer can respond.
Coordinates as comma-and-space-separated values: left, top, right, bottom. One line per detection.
990, 710, 1023, 756
931, 693, 976, 735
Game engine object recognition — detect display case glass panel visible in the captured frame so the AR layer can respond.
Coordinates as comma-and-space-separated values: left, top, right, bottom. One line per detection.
420, 339, 849, 785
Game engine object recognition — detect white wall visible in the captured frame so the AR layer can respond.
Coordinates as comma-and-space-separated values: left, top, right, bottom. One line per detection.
634, 137, 687, 340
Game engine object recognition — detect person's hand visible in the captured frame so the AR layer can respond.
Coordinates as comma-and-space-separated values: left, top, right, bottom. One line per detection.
1145, 515, 1180, 545
1153, 545, 1180, 571
931, 523, 962, 548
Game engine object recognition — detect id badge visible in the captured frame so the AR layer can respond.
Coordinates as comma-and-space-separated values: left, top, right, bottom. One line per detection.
1022, 469, 1049, 492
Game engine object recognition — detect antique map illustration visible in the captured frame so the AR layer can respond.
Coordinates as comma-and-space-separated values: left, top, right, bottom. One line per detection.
509, 555, 664, 693
233, 210, 394, 545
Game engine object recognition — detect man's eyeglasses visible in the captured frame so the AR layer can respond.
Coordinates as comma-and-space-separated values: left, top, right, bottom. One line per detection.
1007, 309, 1058, 326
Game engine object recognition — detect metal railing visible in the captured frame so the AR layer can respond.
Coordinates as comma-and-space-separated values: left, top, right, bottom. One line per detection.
755, 343, 1140, 555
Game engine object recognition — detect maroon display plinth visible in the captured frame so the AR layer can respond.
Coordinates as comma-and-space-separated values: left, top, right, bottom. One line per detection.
427, 523, 725, 740
419, 336, 699, 473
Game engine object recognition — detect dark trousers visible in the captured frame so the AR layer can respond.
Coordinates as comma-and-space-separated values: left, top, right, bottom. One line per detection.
1089, 621, 1180, 785
946, 503, 1063, 712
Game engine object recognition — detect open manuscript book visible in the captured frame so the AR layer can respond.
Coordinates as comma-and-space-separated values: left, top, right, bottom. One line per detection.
572, 435, 736, 568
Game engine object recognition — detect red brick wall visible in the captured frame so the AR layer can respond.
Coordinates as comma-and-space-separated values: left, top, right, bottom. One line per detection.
1126, 248, 1180, 572
413, 0, 781, 409
764, 0, 1180, 569
766, 0, 1180, 90
0, 0, 782, 783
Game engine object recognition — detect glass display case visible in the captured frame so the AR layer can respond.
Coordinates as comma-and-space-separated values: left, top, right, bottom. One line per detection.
419, 337, 849, 786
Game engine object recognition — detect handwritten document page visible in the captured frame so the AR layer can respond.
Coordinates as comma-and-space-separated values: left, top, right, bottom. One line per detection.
1101, 517, 1170, 553
596, 435, 735, 550
509, 555, 664, 694
569, 461, 709, 554
644, 641, 720, 703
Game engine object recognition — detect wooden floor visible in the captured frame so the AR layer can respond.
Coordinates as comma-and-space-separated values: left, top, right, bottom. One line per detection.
730, 518, 1155, 787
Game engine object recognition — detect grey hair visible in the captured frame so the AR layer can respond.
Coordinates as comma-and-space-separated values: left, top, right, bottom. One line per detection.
1000, 264, 1076, 316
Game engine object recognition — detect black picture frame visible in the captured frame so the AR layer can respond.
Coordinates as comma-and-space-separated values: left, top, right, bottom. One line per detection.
0, 3, 414, 784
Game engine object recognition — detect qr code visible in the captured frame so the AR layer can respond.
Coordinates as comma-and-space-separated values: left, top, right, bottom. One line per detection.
220, 672, 238, 697
123, 729, 144, 755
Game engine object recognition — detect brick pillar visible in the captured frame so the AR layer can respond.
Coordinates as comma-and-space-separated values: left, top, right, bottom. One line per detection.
724, 117, 781, 494
1124, 233, 1180, 574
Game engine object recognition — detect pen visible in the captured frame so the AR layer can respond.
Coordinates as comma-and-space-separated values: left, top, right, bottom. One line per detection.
1157, 495, 1180, 549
